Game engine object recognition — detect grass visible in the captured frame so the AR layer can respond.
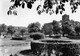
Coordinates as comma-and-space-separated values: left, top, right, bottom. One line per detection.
1, 36, 80, 56
0, 37, 33, 56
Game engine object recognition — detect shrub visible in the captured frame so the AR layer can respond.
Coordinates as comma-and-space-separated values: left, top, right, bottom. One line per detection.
30, 32, 44, 40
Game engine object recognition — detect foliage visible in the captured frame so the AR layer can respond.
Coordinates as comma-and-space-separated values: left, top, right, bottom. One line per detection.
75, 23, 80, 36
0, 24, 7, 34
62, 14, 70, 22
20, 29, 26, 36
30, 32, 44, 40
7, 26, 15, 36
41, 20, 62, 37
62, 14, 76, 36
31, 40, 80, 56
52, 20, 62, 34
41, 14, 80, 37
62, 14, 80, 36
41, 23, 53, 36
1, 14, 80, 38
27, 22, 41, 33
7, 0, 80, 15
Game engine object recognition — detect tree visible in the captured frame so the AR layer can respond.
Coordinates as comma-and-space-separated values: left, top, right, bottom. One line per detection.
7, 0, 80, 15
7, 26, 15, 36
52, 20, 62, 34
62, 14, 70, 22
62, 14, 76, 36
41, 20, 62, 37
27, 22, 41, 33
41, 23, 53, 37
75, 22, 80, 36
68, 19, 80, 36
20, 29, 26, 36
0, 24, 7, 34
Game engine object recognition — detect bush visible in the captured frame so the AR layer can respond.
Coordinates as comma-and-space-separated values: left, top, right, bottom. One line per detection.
67, 36, 80, 39
30, 32, 44, 40
11, 35, 26, 40
31, 39, 80, 56
11, 37, 24, 40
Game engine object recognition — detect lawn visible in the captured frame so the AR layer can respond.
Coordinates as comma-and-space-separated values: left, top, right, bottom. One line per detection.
1, 37, 80, 56
0, 38, 32, 56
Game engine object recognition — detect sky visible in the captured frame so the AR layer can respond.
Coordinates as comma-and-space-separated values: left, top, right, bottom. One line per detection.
0, 0, 80, 27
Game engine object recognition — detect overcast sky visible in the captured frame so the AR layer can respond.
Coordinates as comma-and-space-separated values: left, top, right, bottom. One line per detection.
0, 0, 80, 27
